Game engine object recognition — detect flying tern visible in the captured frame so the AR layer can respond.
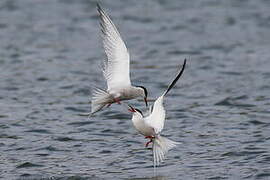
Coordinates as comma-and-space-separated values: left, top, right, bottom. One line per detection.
91, 4, 148, 114
128, 59, 186, 166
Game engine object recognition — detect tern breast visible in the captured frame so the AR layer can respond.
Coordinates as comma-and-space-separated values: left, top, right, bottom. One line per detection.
132, 114, 154, 137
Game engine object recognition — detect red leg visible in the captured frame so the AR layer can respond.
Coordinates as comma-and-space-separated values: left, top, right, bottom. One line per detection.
106, 103, 112, 108
144, 136, 154, 147
145, 139, 153, 147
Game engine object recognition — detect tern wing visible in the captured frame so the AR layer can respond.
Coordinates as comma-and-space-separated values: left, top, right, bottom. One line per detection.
146, 96, 166, 134
162, 59, 186, 96
146, 59, 187, 134
97, 4, 131, 90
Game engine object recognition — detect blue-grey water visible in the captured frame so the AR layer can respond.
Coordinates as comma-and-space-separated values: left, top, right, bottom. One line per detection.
1, 0, 270, 179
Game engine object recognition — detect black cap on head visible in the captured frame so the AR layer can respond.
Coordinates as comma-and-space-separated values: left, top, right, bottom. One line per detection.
136, 86, 148, 107
136, 86, 147, 97
135, 108, 143, 115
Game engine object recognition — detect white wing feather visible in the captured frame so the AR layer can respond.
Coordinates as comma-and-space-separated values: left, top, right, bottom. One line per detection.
146, 60, 186, 134
97, 5, 131, 91
145, 95, 166, 134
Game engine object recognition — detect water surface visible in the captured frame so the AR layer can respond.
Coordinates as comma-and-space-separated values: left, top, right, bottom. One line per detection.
1, 0, 270, 179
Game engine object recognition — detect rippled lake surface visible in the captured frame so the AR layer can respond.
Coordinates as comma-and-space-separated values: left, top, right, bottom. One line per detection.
1, 0, 270, 179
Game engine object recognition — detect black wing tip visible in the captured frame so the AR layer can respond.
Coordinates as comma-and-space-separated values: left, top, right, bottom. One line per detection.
96, 2, 101, 10
96, 3, 109, 24
97, 3, 106, 31
181, 59, 187, 73
164, 59, 187, 96
97, 2, 104, 15
183, 59, 187, 68
181, 59, 187, 70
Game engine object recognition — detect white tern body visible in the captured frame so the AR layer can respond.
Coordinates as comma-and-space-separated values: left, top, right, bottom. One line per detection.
91, 4, 147, 114
130, 60, 186, 166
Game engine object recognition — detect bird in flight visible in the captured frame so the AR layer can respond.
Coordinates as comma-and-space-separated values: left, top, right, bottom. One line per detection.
91, 4, 148, 115
128, 59, 186, 166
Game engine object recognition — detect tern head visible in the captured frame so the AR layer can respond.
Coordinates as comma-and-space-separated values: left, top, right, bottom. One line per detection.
128, 105, 143, 117
135, 86, 148, 107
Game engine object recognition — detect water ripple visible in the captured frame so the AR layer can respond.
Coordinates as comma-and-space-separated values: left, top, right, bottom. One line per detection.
1, 0, 270, 179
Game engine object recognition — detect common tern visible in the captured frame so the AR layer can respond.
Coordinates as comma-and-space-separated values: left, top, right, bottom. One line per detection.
91, 4, 148, 114
128, 59, 186, 166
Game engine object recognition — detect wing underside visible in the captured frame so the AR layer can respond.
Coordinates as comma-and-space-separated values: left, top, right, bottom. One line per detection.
146, 96, 166, 134
97, 4, 131, 90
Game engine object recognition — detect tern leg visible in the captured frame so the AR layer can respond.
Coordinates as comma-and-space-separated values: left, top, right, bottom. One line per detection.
145, 136, 154, 147
106, 103, 112, 108
145, 139, 153, 147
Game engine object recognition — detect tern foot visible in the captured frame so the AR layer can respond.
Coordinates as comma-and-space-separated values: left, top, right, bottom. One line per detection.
145, 139, 153, 147
145, 136, 154, 147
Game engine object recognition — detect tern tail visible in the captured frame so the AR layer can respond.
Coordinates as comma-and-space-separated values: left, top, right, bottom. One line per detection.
91, 87, 111, 115
152, 135, 180, 167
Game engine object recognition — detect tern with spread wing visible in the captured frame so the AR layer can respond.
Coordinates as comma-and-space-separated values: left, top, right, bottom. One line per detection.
91, 4, 148, 114
128, 59, 186, 166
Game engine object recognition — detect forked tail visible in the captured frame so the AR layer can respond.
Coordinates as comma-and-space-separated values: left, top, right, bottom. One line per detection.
152, 135, 180, 167
91, 87, 111, 115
